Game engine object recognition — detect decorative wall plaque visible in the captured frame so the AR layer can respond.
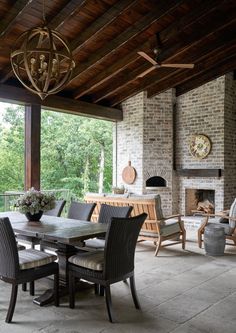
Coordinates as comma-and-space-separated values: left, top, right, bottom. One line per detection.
189, 134, 211, 159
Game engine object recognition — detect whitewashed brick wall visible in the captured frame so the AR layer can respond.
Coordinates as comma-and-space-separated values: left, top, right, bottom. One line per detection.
114, 73, 236, 215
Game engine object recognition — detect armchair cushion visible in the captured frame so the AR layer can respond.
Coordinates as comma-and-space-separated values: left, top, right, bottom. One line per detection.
68, 251, 104, 271
19, 249, 57, 270
160, 221, 182, 237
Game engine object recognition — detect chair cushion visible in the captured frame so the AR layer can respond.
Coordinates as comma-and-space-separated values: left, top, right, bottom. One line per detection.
160, 221, 181, 237
84, 238, 105, 249
19, 249, 57, 270
68, 251, 104, 271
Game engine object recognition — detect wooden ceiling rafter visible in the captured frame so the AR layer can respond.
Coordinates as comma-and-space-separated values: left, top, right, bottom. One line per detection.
70, 0, 140, 55
176, 54, 236, 96
0, 0, 33, 38
176, 53, 236, 96
147, 35, 236, 97
0, 0, 86, 84
108, 13, 236, 106
70, 0, 184, 86
73, 40, 151, 99
0, 0, 235, 117
78, 0, 230, 103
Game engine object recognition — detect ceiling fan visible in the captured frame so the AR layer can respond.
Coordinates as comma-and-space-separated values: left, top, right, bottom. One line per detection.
137, 49, 194, 78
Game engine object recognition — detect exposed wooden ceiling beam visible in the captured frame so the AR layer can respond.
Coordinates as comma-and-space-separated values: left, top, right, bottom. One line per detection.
48, 0, 86, 30
157, 2, 236, 64
70, 0, 183, 84
70, 0, 139, 54
176, 56, 236, 96
73, 40, 150, 99
159, 0, 222, 44
0, 0, 33, 37
147, 35, 236, 97
0, 0, 85, 84
94, 26, 236, 103
0, 84, 122, 122
91, 64, 150, 103
109, 14, 236, 106
75, 0, 226, 100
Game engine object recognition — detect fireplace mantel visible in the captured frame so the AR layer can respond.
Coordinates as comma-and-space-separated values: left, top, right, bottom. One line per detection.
176, 169, 223, 177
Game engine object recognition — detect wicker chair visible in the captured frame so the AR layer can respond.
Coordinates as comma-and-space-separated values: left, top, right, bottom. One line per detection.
83, 204, 133, 250
44, 199, 66, 217
0, 217, 59, 323
67, 201, 96, 221
68, 213, 147, 322
17, 199, 66, 249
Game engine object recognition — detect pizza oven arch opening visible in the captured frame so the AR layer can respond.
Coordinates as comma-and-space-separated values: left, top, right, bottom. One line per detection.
146, 176, 167, 189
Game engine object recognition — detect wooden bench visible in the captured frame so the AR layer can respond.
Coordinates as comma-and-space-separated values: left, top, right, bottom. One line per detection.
85, 194, 186, 255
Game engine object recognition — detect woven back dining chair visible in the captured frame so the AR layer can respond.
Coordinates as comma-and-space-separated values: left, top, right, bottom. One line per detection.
44, 199, 66, 217
0, 217, 59, 323
67, 201, 96, 221
83, 204, 133, 250
68, 213, 147, 322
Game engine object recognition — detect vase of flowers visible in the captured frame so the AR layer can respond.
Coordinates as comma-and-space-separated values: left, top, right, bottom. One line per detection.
14, 188, 56, 222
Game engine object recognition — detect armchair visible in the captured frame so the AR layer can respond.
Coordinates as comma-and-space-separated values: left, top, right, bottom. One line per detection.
138, 194, 186, 256
198, 198, 236, 248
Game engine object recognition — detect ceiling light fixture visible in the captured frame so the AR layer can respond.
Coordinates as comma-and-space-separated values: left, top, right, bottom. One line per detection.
10, 0, 75, 100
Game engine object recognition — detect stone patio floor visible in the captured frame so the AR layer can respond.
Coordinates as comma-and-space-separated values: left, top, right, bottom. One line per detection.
0, 229, 236, 333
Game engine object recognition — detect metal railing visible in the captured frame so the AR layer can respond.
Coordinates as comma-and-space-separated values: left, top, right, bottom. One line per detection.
0, 189, 74, 215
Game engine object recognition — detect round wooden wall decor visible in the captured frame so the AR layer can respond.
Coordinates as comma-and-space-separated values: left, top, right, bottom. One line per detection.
189, 134, 211, 159
122, 161, 136, 184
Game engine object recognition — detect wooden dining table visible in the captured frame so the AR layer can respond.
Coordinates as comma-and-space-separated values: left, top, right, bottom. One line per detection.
0, 211, 107, 305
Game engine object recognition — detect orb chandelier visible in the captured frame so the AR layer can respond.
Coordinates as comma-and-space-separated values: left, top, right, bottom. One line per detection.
10, 2, 75, 100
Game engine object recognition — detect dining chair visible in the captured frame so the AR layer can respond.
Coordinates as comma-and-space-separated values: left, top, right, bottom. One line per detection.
40, 201, 96, 252
83, 204, 133, 250
68, 213, 147, 322
0, 217, 59, 323
67, 201, 96, 221
44, 199, 66, 217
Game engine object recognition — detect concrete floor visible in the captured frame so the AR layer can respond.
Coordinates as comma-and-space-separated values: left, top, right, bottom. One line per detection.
0, 230, 236, 333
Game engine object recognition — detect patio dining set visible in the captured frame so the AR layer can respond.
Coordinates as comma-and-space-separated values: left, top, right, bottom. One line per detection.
0, 194, 235, 324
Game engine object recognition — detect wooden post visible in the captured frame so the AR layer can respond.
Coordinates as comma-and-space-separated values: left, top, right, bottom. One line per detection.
25, 104, 41, 190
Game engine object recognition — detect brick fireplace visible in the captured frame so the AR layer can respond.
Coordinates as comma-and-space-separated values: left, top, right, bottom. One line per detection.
114, 73, 236, 216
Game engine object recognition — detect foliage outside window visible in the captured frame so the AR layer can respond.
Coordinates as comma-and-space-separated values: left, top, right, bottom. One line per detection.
41, 110, 113, 199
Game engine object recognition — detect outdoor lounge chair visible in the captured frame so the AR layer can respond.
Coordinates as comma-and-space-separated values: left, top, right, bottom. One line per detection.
198, 198, 236, 248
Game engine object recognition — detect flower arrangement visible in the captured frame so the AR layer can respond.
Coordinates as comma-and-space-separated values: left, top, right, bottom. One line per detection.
14, 188, 56, 214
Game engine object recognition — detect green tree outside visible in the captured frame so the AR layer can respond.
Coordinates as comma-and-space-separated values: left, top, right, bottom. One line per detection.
0, 103, 113, 203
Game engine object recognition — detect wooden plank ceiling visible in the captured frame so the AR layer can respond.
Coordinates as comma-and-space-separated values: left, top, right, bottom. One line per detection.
0, 0, 235, 119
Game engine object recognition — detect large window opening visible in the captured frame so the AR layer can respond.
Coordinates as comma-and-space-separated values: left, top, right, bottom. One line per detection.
41, 110, 113, 200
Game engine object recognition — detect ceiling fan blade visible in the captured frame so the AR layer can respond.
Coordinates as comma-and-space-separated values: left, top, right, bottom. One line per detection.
137, 66, 157, 78
160, 63, 194, 69
138, 51, 157, 65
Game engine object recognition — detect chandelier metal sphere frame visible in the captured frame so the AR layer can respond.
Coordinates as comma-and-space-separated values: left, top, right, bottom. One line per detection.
11, 24, 75, 100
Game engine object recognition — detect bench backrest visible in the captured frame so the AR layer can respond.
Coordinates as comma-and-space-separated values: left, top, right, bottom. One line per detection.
85, 194, 161, 235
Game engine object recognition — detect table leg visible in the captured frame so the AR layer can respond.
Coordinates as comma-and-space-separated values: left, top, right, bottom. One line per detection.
33, 243, 77, 306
